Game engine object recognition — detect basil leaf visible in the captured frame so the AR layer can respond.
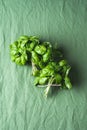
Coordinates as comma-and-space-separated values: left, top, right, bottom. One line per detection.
39, 77, 48, 85
34, 45, 46, 55
65, 76, 72, 89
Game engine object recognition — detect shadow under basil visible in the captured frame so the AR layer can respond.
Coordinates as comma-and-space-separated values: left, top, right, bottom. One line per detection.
50, 46, 83, 97
59, 47, 82, 87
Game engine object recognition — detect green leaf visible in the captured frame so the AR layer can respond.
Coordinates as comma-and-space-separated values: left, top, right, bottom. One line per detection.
64, 76, 72, 89
18, 48, 23, 53
32, 64, 40, 76
66, 66, 71, 76
43, 49, 51, 62
40, 67, 54, 77
38, 60, 45, 69
39, 77, 48, 85
43, 42, 52, 48
15, 57, 21, 65
31, 51, 40, 63
10, 50, 18, 55
34, 45, 46, 55
29, 42, 37, 52
21, 55, 26, 65
59, 60, 67, 66
34, 77, 40, 85
19, 35, 29, 40
11, 56, 16, 61
54, 74, 62, 84
10, 41, 18, 50
20, 39, 29, 48
29, 36, 39, 43
23, 52, 28, 60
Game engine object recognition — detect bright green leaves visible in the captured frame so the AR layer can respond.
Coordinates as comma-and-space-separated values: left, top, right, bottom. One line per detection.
10, 35, 72, 97
64, 77, 72, 89
59, 60, 67, 66
31, 51, 40, 64
10, 35, 39, 65
43, 48, 51, 62
34, 45, 46, 55
54, 74, 62, 84
31, 42, 52, 69
39, 77, 48, 85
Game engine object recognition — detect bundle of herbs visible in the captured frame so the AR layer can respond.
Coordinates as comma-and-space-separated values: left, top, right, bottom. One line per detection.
10, 35, 72, 97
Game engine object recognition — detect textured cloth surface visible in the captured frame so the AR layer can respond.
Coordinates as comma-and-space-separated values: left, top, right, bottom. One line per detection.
0, 0, 87, 130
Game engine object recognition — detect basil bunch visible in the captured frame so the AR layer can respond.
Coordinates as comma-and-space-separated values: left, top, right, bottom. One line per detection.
31, 42, 52, 69
10, 35, 72, 97
10, 36, 39, 65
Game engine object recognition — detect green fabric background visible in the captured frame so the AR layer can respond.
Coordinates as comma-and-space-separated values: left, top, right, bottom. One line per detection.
0, 0, 87, 130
